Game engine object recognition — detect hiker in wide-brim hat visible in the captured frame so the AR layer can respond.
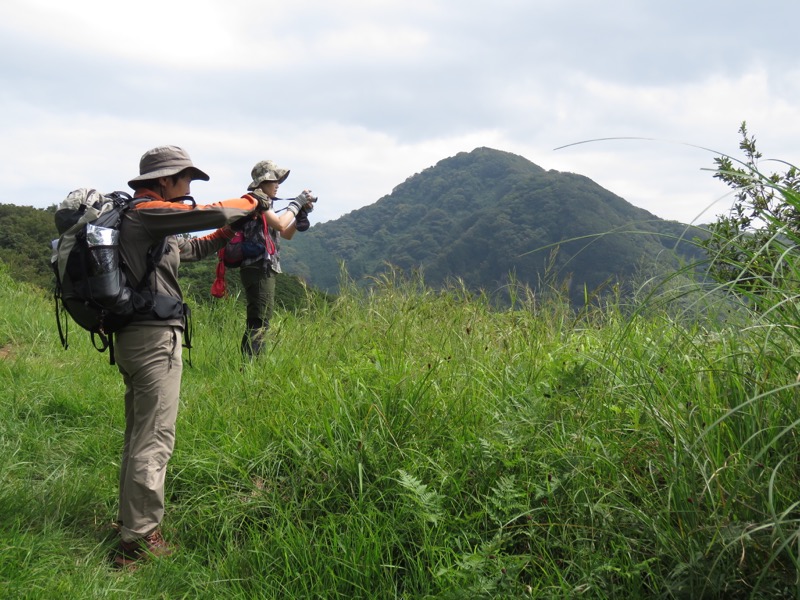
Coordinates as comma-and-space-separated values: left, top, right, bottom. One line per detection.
110, 145, 279, 569
230, 159, 315, 358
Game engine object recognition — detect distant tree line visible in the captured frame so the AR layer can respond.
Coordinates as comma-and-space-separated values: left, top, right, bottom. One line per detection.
0, 203, 328, 311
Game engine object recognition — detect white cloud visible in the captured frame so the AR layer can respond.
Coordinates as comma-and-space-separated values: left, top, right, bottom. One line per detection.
2, 0, 245, 69
1, 0, 799, 227
0, 0, 440, 71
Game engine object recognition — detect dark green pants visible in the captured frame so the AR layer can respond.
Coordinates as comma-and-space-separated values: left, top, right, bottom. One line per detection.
239, 262, 275, 356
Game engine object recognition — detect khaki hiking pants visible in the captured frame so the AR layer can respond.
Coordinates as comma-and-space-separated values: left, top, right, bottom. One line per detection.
114, 324, 182, 542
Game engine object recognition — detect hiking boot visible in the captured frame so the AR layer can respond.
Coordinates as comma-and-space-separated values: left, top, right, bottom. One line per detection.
241, 326, 267, 358
112, 529, 174, 568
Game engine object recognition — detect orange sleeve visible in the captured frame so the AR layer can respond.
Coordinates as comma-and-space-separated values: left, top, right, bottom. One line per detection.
132, 196, 259, 238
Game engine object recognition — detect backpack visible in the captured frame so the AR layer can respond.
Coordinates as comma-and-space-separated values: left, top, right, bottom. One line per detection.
220, 212, 275, 268
51, 188, 175, 364
211, 213, 276, 298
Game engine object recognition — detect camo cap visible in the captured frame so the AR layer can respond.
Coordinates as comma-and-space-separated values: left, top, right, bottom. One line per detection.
128, 145, 210, 188
247, 160, 290, 190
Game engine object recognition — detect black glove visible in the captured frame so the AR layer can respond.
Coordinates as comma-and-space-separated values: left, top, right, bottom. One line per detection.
286, 199, 303, 216
296, 190, 317, 205
295, 208, 310, 232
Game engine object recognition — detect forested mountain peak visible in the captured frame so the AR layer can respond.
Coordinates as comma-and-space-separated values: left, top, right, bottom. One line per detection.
286, 147, 701, 303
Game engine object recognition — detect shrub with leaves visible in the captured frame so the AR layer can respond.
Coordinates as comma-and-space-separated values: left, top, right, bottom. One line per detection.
700, 121, 800, 297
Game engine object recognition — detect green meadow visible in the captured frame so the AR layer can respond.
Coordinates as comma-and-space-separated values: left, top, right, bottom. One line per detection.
2, 250, 799, 599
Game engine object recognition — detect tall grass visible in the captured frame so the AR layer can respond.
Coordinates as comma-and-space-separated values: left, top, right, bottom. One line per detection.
1, 238, 799, 598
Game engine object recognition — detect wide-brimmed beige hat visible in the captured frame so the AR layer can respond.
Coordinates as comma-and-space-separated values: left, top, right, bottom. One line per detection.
128, 145, 210, 188
247, 160, 290, 190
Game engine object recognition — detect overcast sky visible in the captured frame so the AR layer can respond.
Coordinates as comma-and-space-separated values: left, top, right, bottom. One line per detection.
1, 0, 798, 225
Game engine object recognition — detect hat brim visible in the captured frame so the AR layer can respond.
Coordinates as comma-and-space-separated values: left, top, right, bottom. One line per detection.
128, 166, 210, 188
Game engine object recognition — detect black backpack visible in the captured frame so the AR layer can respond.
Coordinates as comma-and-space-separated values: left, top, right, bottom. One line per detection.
51, 188, 177, 364
220, 212, 275, 268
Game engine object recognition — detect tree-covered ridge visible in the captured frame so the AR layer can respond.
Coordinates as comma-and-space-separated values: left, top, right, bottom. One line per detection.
0, 203, 57, 290
285, 147, 706, 303
0, 147, 706, 307
0, 202, 321, 311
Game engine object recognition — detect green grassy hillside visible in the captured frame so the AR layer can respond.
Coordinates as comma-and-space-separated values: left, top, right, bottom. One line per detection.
1, 261, 798, 598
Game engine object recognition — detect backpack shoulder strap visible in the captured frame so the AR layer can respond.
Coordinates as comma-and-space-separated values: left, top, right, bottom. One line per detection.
123, 195, 168, 292
261, 213, 276, 255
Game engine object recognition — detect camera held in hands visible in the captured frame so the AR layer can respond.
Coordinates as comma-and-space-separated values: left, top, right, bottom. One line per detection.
294, 192, 317, 231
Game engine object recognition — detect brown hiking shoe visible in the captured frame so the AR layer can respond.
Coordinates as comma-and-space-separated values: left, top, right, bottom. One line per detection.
112, 529, 175, 568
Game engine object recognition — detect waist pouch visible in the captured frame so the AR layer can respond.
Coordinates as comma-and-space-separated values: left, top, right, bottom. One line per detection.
131, 290, 185, 321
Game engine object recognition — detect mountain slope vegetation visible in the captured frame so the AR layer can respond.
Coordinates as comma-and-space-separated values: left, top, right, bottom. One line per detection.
0, 147, 705, 307
286, 147, 705, 303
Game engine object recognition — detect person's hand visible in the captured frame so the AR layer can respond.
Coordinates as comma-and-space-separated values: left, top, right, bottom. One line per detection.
297, 190, 317, 209
287, 191, 317, 215
286, 198, 304, 216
